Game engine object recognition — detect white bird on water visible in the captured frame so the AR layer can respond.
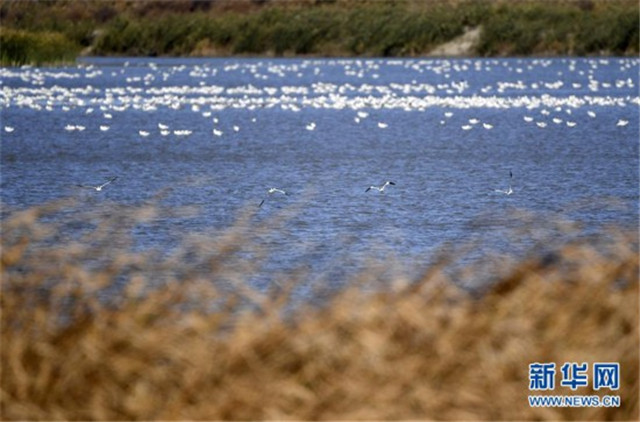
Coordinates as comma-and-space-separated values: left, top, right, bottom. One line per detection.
365, 181, 396, 193
494, 171, 513, 195
259, 188, 289, 207
76, 176, 118, 192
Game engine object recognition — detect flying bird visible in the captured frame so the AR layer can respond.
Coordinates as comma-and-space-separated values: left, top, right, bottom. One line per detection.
365, 181, 396, 193
259, 187, 289, 207
76, 176, 118, 192
494, 171, 513, 195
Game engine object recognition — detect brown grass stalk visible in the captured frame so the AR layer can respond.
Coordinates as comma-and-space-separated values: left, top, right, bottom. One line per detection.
1, 200, 638, 420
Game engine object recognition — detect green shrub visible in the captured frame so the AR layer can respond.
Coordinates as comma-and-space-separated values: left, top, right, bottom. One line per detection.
477, 1, 638, 56
0, 28, 79, 66
0, 0, 638, 63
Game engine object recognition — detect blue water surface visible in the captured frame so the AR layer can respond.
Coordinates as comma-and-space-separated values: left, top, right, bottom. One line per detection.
1, 57, 638, 291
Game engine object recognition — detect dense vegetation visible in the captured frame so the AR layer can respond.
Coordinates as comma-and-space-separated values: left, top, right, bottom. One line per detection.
2, 199, 638, 420
0, 0, 638, 65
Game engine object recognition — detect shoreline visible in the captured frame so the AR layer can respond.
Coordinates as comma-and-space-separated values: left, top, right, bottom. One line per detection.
1, 0, 638, 66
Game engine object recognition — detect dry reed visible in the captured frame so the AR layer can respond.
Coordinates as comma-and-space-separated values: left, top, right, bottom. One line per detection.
1, 199, 638, 420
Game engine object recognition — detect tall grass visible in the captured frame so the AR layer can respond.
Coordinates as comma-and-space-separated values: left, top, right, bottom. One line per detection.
0, 0, 638, 64
88, 1, 640, 57
1, 199, 638, 420
0, 28, 80, 66
477, 1, 639, 56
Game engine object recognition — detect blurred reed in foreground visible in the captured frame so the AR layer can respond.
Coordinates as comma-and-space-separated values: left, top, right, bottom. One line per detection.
1, 199, 638, 420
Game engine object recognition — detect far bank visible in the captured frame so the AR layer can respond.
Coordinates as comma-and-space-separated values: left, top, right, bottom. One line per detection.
0, 0, 638, 66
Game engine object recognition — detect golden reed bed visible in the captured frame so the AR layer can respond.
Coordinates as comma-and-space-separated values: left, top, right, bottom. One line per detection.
1, 199, 638, 420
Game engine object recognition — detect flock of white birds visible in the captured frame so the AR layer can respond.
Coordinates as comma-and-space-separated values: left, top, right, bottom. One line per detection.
1, 58, 637, 137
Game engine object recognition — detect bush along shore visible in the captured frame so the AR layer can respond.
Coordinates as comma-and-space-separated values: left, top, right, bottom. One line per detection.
0, 0, 638, 65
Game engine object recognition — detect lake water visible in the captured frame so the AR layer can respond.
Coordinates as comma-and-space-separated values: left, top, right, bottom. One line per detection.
1, 57, 638, 291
